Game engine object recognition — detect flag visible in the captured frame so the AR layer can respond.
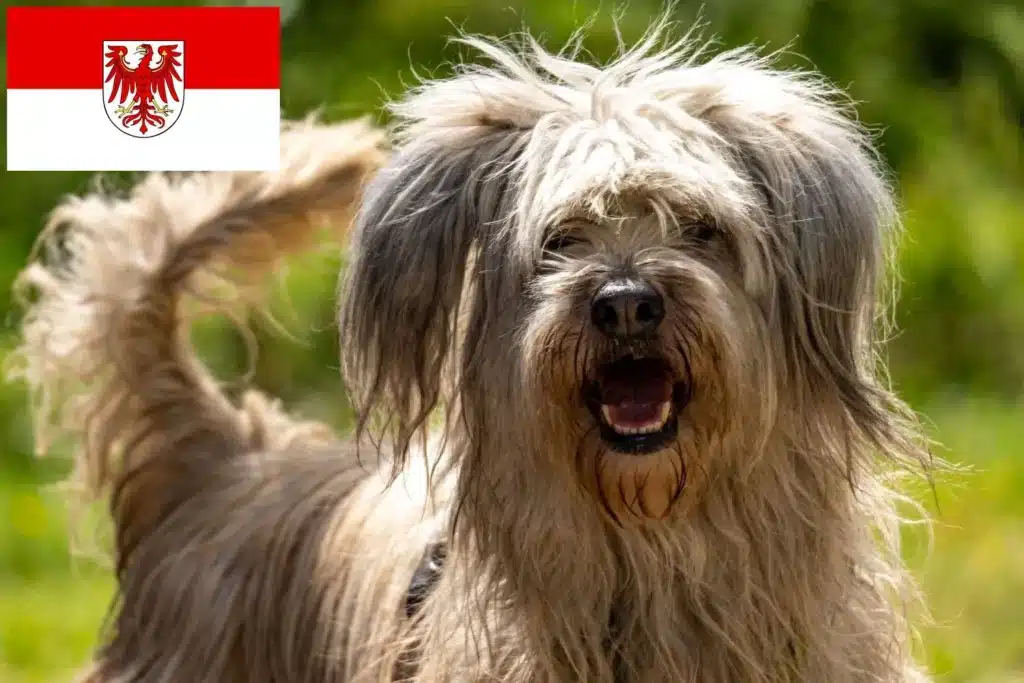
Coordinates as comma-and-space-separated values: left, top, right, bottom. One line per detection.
6, 6, 281, 172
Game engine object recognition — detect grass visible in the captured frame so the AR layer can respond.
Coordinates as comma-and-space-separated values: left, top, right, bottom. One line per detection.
0, 461, 114, 683
0, 400, 1021, 683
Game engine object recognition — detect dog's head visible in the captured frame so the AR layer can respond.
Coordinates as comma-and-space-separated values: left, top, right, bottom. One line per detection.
341, 24, 911, 524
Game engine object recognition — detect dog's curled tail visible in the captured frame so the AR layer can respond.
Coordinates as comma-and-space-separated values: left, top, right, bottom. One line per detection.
10, 118, 385, 550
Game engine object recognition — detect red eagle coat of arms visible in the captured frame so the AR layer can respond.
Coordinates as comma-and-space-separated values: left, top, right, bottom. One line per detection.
103, 40, 184, 138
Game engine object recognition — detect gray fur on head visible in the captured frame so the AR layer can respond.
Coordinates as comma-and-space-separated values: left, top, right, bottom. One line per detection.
340, 15, 933, 683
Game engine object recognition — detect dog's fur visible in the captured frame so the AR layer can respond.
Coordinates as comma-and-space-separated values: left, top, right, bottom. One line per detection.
13, 20, 934, 683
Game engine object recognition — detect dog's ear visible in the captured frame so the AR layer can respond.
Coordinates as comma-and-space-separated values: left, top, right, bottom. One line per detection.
718, 69, 909, 453
339, 123, 527, 462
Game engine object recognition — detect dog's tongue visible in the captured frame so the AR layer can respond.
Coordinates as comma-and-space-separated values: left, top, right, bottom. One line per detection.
598, 358, 672, 428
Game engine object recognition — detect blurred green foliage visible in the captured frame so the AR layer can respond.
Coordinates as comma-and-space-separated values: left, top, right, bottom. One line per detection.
2, 0, 1023, 405
0, 1, 1022, 682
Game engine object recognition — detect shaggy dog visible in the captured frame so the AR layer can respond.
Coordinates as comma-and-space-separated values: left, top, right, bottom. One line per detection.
13, 20, 934, 683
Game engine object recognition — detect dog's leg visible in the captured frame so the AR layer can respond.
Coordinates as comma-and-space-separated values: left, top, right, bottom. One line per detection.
11, 118, 388, 683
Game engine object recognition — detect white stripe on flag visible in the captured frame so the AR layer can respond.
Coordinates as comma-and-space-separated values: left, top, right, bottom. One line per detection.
7, 89, 281, 171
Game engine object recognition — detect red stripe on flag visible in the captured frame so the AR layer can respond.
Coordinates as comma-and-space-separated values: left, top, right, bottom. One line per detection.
7, 6, 280, 90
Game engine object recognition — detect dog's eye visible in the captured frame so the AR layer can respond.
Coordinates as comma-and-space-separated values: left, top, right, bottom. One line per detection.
690, 220, 717, 243
543, 233, 582, 253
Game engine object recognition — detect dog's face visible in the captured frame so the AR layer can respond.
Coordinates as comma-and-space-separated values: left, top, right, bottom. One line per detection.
341, 30, 901, 525
522, 197, 773, 520
533, 213, 708, 458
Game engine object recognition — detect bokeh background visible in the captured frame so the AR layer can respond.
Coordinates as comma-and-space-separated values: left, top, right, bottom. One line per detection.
1, 0, 1021, 681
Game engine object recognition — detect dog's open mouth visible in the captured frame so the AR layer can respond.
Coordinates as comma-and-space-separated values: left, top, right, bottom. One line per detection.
585, 357, 688, 454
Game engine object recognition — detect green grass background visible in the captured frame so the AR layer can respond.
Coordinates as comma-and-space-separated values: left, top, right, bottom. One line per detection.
1, 0, 1022, 681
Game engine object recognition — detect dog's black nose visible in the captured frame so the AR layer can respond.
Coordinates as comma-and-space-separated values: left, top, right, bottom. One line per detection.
591, 279, 664, 339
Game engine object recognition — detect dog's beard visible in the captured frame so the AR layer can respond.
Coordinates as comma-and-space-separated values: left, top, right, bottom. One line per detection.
577, 350, 695, 522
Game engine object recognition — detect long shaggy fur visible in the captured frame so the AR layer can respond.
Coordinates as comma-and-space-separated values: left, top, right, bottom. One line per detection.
13, 18, 934, 683
340, 18, 934, 683
10, 117, 411, 683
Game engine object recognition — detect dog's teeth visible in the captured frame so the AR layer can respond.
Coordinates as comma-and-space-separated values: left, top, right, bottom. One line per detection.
601, 401, 673, 436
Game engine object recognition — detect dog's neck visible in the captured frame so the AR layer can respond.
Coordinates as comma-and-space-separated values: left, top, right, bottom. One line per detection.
420, 434, 920, 683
